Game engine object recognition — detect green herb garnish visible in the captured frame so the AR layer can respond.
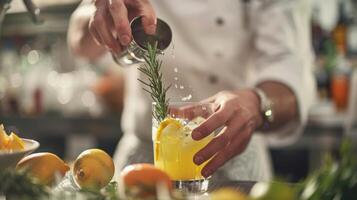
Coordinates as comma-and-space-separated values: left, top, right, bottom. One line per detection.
138, 43, 170, 122
0, 169, 49, 199
298, 139, 357, 200
78, 181, 119, 200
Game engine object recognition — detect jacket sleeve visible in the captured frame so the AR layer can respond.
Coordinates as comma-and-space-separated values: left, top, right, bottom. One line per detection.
249, 0, 317, 147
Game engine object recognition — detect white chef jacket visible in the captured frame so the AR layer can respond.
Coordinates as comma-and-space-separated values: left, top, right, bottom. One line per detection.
106, 0, 315, 181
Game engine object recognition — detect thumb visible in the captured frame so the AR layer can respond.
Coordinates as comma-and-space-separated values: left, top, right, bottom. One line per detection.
139, 2, 157, 35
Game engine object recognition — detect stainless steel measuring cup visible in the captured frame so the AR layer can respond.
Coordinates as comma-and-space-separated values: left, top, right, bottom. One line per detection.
112, 16, 172, 66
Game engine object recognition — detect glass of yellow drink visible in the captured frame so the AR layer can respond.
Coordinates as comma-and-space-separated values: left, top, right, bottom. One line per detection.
152, 102, 216, 193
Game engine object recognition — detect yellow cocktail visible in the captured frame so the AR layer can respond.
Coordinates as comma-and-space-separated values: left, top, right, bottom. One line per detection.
152, 103, 215, 193
154, 117, 213, 180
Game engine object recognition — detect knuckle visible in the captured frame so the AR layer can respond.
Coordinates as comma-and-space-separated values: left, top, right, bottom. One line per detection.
140, 0, 151, 6
243, 126, 253, 138
240, 105, 250, 114
215, 153, 228, 165
108, 1, 121, 12
236, 103, 244, 110
94, 0, 104, 7
213, 111, 226, 122
141, 14, 155, 26
225, 147, 235, 157
217, 134, 230, 146
93, 14, 103, 25
240, 115, 250, 123
198, 125, 209, 136
116, 20, 128, 32
199, 151, 209, 161
247, 119, 255, 127
232, 106, 240, 115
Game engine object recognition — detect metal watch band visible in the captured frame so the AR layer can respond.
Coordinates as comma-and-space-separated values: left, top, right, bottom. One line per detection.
253, 88, 274, 126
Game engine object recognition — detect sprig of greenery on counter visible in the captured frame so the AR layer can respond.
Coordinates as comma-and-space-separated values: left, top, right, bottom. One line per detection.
0, 169, 49, 199
249, 139, 357, 200
74, 182, 120, 200
297, 140, 357, 200
0, 169, 119, 200
138, 43, 170, 122
0, 170, 181, 200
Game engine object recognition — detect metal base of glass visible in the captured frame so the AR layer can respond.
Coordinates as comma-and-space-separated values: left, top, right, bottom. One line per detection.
174, 179, 209, 194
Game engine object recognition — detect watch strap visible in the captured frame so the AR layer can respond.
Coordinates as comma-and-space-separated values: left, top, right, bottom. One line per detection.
253, 88, 274, 127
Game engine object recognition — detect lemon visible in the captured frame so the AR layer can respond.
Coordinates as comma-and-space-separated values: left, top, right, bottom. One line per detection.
73, 148, 115, 190
154, 118, 183, 161
155, 117, 183, 141
16, 152, 70, 186
210, 187, 248, 200
7, 132, 25, 151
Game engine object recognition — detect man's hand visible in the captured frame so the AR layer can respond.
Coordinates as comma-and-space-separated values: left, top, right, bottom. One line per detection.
192, 90, 263, 178
89, 0, 156, 53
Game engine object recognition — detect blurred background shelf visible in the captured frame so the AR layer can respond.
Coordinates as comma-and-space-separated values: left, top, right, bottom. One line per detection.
0, 115, 121, 139
0, 115, 122, 160
1, 0, 80, 36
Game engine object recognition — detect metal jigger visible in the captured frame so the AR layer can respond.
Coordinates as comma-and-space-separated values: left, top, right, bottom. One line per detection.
112, 16, 172, 66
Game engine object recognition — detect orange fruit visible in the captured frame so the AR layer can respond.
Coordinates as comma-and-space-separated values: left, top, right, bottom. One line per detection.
16, 152, 70, 186
0, 124, 9, 150
7, 132, 25, 151
73, 149, 114, 190
120, 163, 172, 198
0, 125, 25, 151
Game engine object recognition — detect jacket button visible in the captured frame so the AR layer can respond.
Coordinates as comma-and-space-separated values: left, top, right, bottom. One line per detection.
215, 17, 224, 26
209, 75, 218, 84
215, 51, 223, 58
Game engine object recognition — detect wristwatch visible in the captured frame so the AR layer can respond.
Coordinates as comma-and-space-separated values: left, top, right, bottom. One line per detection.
253, 88, 274, 129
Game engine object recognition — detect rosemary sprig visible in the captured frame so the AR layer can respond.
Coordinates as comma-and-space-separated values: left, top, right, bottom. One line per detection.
138, 43, 170, 122
0, 169, 121, 200
0, 169, 49, 199
78, 181, 119, 200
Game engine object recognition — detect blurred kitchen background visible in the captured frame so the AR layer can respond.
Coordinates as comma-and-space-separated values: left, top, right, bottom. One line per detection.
0, 0, 356, 182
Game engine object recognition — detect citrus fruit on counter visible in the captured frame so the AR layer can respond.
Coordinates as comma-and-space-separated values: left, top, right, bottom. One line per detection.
7, 132, 25, 150
0, 124, 9, 150
120, 163, 172, 198
0, 125, 24, 151
16, 152, 70, 186
73, 148, 114, 190
210, 187, 248, 200
250, 182, 296, 200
